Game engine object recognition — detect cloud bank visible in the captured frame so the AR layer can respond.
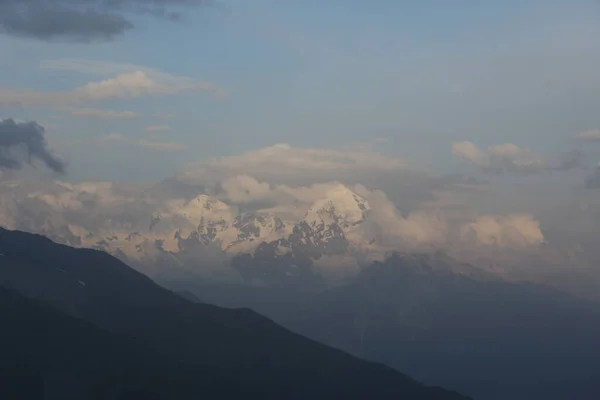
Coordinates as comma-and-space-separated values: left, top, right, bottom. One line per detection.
8, 143, 597, 297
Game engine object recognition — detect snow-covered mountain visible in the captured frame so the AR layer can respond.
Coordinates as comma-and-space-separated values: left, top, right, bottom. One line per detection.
0, 182, 382, 282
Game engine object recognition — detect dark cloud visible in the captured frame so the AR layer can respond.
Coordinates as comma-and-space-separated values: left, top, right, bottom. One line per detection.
0, 0, 210, 42
585, 166, 600, 189
0, 119, 65, 174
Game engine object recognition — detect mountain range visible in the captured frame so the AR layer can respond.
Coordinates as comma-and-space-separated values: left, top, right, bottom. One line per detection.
1, 181, 393, 284
168, 253, 600, 400
4, 179, 600, 399
3, 178, 594, 299
0, 226, 469, 399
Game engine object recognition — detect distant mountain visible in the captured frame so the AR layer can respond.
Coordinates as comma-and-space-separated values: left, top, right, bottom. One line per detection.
0, 227, 470, 400
166, 252, 600, 400
273, 254, 600, 400
1, 182, 386, 284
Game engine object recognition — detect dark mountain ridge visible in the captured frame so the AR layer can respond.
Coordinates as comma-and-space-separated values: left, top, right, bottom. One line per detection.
0, 227, 470, 400
0, 285, 250, 399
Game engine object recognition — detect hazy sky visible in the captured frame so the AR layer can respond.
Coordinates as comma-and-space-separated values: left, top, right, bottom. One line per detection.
3, 1, 600, 301
1, 0, 600, 181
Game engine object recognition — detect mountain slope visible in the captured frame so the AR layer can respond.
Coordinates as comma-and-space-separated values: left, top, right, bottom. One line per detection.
0, 227, 470, 400
0, 285, 255, 399
274, 254, 600, 400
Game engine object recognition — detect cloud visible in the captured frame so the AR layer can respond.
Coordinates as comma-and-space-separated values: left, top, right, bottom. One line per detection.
0, 0, 210, 42
59, 107, 139, 119
40, 59, 225, 97
0, 118, 65, 173
138, 139, 185, 152
97, 132, 184, 152
175, 144, 483, 221
575, 130, 600, 142
452, 141, 584, 174
353, 184, 449, 248
179, 143, 409, 187
145, 125, 171, 132
100, 133, 126, 142
219, 175, 273, 204
585, 164, 600, 189
151, 112, 175, 120
452, 141, 491, 169
459, 214, 545, 248
0, 69, 223, 107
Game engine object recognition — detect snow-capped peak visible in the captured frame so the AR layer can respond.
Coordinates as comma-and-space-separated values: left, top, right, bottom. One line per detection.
170, 194, 233, 226
304, 185, 370, 228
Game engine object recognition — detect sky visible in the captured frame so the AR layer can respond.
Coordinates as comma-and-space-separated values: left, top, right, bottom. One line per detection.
2, 1, 600, 299
1, 0, 600, 182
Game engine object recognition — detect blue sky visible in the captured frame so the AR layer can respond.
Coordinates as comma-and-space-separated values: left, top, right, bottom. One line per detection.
1, 0, 600, 181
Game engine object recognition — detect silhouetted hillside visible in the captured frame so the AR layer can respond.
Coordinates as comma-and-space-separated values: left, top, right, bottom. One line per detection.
0, 285, 254, 399
0, 227, 470, 400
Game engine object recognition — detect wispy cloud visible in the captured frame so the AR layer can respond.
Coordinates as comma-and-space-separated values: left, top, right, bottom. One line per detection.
139, 139, 184, 151
59, 107, 139, 119
41, 59, 226, 97
0, 60, 225, 108
99, 132, 126, 142
179, 143, 409, 186
575, 130, 600, 142
0, 71, 222, 108
151, 112, 175, 120
97, 132, 184, 152
452, 141, 585, 174
144, 125, 171, 132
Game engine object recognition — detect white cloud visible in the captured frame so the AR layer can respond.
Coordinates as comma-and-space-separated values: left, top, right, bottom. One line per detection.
27, 181, 125, 211
73, 71, 195, 100
219, 175, 273, 204
59, 107, 139, 119
459, 214, 545, 248
575, 130, 600, 141
179, 143, 409, 186
353, 184, 448, 248
452, 141, 490, 168
0, 60, 225, 108
42, 59, 226, 97
97, 133, 184, 152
